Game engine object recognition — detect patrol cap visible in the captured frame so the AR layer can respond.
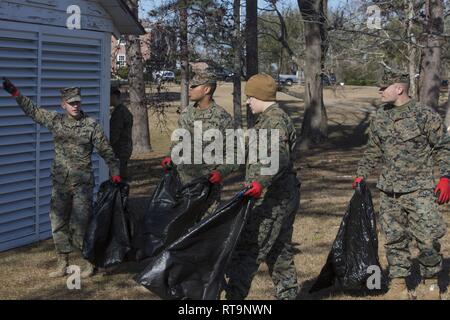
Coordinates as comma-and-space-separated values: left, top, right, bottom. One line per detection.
379, 70, 409, 91
190, 70, 217, 88
245, 73, 277, 101
60, 87, 81, 103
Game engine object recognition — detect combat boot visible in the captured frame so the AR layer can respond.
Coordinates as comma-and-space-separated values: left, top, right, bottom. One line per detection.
384, 278, 412, 300
48, 253, 69, 278
80, 260, 96, 279
416, 278, 441, 300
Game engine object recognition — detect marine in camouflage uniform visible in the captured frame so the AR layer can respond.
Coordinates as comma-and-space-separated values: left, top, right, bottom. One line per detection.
225, 73, 300, 300
163, 71, 240, 217
2, 79, 120, 278
355, 72, 450, 299
110, 87, 133, 181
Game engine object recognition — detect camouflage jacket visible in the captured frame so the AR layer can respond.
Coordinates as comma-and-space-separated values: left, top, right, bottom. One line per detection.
16, 95, 120, 184
110, 103, 133, 160
245, 103, 298, 189
171, 100, 240, 184
357, 100, 450, 193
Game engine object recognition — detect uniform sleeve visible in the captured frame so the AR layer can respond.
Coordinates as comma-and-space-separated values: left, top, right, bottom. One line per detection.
246, 121, 292, 189
213, 114, 242, 178
356, 117, 383, 179
92, 122, 120, 176
425, 110, 450, 177
16, 95, 58, 131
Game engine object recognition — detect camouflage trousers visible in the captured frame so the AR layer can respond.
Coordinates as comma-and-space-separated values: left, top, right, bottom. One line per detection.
225, 175, 300, 300
49, 180, 94, 254
380, 189, 446, 279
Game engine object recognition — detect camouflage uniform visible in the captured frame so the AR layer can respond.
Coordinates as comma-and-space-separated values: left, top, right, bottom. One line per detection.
226, 103, 300, 300
357, 99, 450, 279
171, 72, 239, 216
15, 90, 119, 254
110, 103, 133, 181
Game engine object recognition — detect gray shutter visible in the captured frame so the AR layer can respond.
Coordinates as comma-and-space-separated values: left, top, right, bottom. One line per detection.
0, 21, 107, 252
0, 27, 40, 250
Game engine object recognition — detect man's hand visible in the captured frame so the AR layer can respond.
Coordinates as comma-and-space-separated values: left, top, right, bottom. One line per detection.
209, 170, 222, 184
352, 177, 364, 189
111, 176, 122, 184
244, 181, 263, 199
2, 77, 20, 97
435, 177, 450, 204
161, 157, 173, 172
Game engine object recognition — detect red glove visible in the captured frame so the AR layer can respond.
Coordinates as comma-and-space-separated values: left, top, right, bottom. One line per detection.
111, 175, 122, 184
435, 177, 450, 204
209, 170, 222, 184
161, 157, 173, 172
2, 77, 20, 97
244, 181, 263, 199
352, 177, 363, 189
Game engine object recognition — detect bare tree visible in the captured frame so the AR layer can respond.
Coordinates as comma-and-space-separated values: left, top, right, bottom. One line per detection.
419, 0, 444, 109
245, 0, 258, 128
245, 0, 259, 78
180, 0, 190, 110
298, 0, 328, 149
232, 0, 243, 128
407, 0, 419, 100
125, 0, 152, 153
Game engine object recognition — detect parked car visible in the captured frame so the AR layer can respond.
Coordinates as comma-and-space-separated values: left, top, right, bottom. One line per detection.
213, 68, 234, 82
277, 72, 299, 86
153, 70, 175, 83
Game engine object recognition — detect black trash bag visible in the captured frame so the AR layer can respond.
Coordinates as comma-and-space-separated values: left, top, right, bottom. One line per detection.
82, 181, 131, 268
134, 188, 253, 300
132, 168, 216, 261
310, 182, 382, 293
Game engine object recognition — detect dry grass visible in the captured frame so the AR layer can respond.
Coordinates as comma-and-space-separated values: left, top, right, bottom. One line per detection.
1, 83, 449, 300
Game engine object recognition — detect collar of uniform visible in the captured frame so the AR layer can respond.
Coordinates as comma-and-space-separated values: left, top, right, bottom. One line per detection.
194, 99, 216, 112
260, 103, 278, 117
111, 103, 123, 114
64, 110, 86, 127
387, 99, 415, 121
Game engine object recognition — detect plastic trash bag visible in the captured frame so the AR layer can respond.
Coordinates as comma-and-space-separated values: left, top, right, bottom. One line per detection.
82, 181, 131, 268
132, 168, 216, 261
134, 188, 253, 300
310, 182, 382, 293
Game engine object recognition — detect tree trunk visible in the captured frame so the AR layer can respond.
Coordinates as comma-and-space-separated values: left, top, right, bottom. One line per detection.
419, 0, 443, 109
126, 0, 152, 154
245, 0, 258, 128
179, 0, 189, 110
298, 0, 328, 149
445, 87, 450, 129
407, 0, 418, 100
233, 0, 242, 128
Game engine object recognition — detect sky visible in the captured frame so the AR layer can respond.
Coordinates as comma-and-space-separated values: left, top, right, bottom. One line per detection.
139, 0, 342, 19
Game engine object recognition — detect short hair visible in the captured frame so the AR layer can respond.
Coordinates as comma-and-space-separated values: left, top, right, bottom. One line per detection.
205, 83, 217, 96
110, 87, 121, 98
397, 82, 410, 95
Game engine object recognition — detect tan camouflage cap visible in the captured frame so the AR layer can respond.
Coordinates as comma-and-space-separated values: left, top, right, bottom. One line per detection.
60, 87, 81, 103
379, 70, 409, 89
190, 70, 217, 87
